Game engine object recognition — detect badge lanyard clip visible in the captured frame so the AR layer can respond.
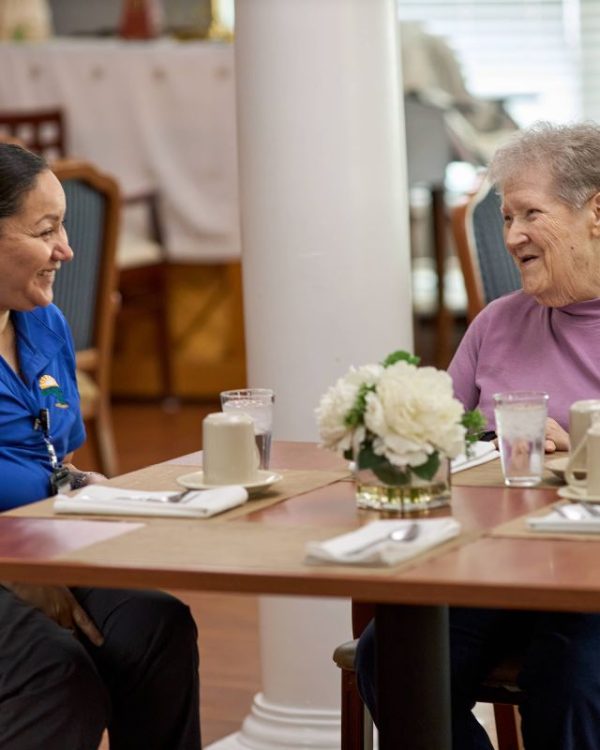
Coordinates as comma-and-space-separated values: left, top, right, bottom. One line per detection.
34, 408, 72, 495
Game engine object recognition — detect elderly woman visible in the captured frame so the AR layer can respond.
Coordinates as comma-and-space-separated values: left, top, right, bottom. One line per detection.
356, 122, 600, 750
0, 143, 201, 749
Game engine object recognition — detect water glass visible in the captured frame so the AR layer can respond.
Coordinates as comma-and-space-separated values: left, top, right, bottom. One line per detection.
494, 391, 548, 487
220, 388, 274, 469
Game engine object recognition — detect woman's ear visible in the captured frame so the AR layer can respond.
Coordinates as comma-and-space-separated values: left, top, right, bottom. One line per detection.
590, 192, 600, 237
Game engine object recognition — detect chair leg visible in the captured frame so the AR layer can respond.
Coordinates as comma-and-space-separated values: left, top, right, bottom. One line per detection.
86, 403, 118, 478
363, 705, 374, 750
155, 262, 174, 400
493, 704, 522, 750
341, 668, 365, 750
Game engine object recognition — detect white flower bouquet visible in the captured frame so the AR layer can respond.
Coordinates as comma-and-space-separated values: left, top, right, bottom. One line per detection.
316, 351, 484, 484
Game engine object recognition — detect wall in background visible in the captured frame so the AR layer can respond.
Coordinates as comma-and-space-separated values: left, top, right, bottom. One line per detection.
48, 0, 211, 36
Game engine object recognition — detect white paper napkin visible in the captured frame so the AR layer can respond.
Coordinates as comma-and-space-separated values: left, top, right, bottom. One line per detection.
527, 503, 600, 534
54, 484, 248, 519
305, 518, 461, 566
451, 441, 499, 474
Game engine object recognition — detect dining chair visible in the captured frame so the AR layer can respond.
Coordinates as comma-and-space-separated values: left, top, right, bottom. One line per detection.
0, 107, 65, 162
451, 178, 522, 322
50, 158, 121, 477
112, 193, 174, 400
333, 603, 524, 750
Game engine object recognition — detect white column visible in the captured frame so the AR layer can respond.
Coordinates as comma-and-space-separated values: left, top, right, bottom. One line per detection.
208, 0, 412, 747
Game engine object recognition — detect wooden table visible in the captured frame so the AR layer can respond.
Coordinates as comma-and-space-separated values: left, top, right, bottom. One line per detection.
1, 443, 594, 749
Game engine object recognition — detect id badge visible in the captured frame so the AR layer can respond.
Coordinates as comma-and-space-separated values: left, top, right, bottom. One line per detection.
50, 465, 73, 495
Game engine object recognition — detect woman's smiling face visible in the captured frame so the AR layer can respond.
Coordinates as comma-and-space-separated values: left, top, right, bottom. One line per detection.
0, 169, 73, 313
501, 169, 600, 307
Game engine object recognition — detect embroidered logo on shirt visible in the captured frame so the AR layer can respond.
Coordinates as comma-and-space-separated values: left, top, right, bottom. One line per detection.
38, 374, 69, 409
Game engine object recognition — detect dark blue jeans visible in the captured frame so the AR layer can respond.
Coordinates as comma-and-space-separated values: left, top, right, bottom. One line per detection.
355, 607, 600, 749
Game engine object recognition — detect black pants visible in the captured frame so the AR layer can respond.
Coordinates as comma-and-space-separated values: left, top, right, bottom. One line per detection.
356, 607, 600, 750
0, 586, 201, 749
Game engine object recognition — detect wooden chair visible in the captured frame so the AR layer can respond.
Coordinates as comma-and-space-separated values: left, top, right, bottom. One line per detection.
112, 193, 174, 400
50, 158, 121, 477
451, 178, 521, 322
0, 107, 65, 162
333, 603, 524, 750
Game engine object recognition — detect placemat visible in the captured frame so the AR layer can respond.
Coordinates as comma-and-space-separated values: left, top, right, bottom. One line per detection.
55, 518, 480, 575
453, 456, 562, 488
490, 501, 600, 542
7, 467, 350, 522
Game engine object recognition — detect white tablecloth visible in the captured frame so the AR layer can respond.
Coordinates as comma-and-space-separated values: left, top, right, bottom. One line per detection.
0, 38, 241, 261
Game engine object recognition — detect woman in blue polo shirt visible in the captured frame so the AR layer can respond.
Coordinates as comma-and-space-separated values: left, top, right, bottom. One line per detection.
0, 143, 201, 749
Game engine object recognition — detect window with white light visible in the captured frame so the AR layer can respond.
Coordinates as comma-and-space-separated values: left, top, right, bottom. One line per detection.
397, 0, 583, 125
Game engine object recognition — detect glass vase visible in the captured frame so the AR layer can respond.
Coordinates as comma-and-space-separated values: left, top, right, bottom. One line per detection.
354, 458, 450, 513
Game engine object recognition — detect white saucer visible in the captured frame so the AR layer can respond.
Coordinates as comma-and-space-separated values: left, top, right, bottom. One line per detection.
558, 486, 600, 503
177, 470, 282, 496
546, 455, 586, 481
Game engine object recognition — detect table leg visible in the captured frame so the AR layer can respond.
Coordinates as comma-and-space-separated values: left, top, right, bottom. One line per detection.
375, 603, 451, 750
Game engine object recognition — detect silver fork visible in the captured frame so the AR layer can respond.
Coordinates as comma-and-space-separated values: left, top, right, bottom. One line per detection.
113, 489, 195, 504
346, 523, 420, 556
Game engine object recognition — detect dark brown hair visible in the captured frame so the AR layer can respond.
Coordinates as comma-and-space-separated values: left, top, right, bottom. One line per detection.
0, 142, 47, 223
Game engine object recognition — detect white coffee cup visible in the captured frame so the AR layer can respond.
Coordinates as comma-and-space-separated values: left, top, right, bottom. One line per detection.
569, 400, 600, 453
565, 422, 600, 496
202, 412, 260, 485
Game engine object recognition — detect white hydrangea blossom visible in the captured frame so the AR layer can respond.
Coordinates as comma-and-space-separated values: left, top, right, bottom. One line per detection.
364, 361, 465, 467
315, 364, 382, 453
316, 357, 466, 469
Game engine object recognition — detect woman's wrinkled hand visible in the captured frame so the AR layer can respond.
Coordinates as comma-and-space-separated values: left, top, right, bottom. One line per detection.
544, 418, 570, 453
3, 583, 104, 646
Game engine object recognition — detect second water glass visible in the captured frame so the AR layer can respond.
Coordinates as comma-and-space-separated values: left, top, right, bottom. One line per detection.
220, 388, 274, 469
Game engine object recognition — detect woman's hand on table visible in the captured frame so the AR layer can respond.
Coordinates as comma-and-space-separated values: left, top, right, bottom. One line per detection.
2, 584, 104, 646
491, 418, 570, 453
544, 418, 570, 453
63, 463, 106, 488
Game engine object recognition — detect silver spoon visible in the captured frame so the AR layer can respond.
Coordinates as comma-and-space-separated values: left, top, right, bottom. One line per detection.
347, 523, 420, 556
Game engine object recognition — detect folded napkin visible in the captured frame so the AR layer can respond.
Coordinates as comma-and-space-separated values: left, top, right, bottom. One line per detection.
305, 517, 461, 566
527, 503, 600, 534
54, 484, 248, 519
451, 441, 499, 474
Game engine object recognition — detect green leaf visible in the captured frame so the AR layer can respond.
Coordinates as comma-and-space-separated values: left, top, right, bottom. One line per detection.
356, 443, 382, 470
410, 451, 440, 481
381, 350, 420, 368
462, 409, 487, 444
356, 444, 411, 485
344, 383, 375, 428
460, 408, 487, 458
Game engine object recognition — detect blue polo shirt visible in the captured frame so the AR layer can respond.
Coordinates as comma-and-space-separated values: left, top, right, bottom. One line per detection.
0, 305, 85, 509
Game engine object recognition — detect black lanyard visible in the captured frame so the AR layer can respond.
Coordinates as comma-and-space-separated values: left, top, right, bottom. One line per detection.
33, 408, 72, 495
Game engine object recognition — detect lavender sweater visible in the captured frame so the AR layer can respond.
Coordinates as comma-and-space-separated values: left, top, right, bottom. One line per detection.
448, 290, 600, 432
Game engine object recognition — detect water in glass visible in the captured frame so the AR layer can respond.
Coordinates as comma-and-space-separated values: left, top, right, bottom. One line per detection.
494, 392, 548, 487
